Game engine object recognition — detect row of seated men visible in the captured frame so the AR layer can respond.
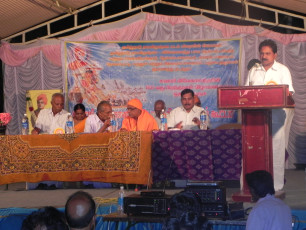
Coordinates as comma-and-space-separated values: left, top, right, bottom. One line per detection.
31, 88, 208, 135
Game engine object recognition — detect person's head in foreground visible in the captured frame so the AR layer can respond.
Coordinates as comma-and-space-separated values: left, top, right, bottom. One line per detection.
163, 191, 211, 230
65, 191, 96, 230
246, 170, 275, 202
21, 206, 68, 230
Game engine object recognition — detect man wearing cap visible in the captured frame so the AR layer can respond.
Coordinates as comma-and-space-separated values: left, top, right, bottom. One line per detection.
121, 98, 158, 131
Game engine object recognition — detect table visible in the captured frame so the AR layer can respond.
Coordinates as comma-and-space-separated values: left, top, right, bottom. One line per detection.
103, 213, 246, 230
152, 129, 242, 182
0, 131, 152, 185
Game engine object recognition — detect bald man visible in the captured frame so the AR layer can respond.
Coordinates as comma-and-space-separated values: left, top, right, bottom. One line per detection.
65, 191, 96, 230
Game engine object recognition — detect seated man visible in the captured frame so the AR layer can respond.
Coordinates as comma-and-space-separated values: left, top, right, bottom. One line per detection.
65, 191, 96, 230
153, 99, 167, 130
84, 100, 112, 133
121, 98, 158, 131
168, 88, 209, 130
245, 170, 292, 230
32, 93, 68, 134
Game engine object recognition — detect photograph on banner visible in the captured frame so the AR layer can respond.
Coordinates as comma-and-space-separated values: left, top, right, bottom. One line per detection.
65, 39, 240, 129
26, 89, 62, 133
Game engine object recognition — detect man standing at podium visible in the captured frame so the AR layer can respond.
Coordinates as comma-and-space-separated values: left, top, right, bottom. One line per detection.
246, 39, 294, 191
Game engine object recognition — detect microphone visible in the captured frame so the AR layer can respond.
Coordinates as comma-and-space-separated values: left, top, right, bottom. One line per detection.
247, 59, 261, 86
247, 59, 261, 71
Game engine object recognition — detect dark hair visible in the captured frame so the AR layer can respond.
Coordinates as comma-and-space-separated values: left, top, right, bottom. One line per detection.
163, 191, 211, 230
21, 206, 68, 230
246, 170, 275, 198
74, 103, 85, 112
181, 89, 194, 98
259, 39, 277, 53
97, 100, 111, 112
169, 191, 202, 218
65, 191, 96, 229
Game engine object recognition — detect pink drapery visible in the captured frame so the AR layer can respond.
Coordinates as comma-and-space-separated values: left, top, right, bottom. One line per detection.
1, 13, 306, 67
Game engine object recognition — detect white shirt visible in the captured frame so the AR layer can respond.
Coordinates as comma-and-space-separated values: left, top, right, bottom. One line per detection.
153, 112, 169, 130
84, 113, 107, 133
246, 194, 292, 230
167, 105, 207, 130
35, 108, 68, 134
247, 60, 294, 92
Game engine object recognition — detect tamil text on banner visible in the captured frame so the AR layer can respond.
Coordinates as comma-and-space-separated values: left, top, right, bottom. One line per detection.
65, 39, 241, 129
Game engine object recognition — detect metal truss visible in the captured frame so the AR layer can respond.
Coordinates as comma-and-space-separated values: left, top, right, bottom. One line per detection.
3, 0, 306, 44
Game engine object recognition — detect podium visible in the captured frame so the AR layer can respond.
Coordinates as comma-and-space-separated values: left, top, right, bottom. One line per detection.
217, 85, 294, 202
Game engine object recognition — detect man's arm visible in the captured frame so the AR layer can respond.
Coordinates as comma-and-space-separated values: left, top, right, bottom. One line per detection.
97, 119, 110, 133
31, 127, 41, 135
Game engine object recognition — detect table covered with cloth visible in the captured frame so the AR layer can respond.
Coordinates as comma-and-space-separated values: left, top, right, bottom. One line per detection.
152, 129, 242, 182
0, 131, 152, 185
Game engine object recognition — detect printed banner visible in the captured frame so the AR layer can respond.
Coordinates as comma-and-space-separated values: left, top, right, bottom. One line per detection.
65, 39, 240, 129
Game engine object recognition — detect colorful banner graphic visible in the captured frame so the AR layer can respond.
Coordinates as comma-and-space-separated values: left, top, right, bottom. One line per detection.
65, 39, 240, 129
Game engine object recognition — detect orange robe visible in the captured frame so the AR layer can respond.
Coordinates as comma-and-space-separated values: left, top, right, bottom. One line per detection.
74, 118, 87, 133
122, 109, 158, 131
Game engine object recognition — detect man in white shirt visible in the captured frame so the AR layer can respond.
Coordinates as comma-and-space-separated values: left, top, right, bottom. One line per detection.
246, 39, 294, 191
32, 93, 68, 134
84, 100, 112, 133
153, 99, 166, 130
167, 89, 208, 130
245, 170, 292, 230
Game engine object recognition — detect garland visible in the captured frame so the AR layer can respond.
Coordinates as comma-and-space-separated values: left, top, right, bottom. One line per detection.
0, 113, 12, 126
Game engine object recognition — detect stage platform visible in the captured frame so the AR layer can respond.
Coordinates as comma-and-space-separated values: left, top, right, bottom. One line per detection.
0, 169, 306, 229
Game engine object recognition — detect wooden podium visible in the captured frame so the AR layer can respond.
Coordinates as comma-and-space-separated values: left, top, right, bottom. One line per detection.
217, 85, 294, 202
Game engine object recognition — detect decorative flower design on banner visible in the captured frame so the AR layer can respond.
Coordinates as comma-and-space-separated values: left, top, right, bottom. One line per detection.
0, 113, 12, 126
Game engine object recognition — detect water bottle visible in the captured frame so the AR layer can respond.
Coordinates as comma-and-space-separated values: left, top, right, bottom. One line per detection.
110, 112, 117, 132
160, 109, 167, 131
200, 110, 207, 130
21, 114, 29, 135
117, 185, 125, 215
65, 113, 74, 134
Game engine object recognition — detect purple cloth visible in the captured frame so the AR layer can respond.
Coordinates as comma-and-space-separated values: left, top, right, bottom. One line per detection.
152, 129, 242, 182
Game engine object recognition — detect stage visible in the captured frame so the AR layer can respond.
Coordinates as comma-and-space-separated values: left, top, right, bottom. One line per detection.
0, 169, 306, 229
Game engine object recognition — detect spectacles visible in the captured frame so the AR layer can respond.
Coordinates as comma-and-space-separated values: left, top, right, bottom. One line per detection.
127, 107, 137, 111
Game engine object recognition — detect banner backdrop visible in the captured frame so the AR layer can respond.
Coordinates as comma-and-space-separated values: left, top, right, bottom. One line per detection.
65, 39, 240, 129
